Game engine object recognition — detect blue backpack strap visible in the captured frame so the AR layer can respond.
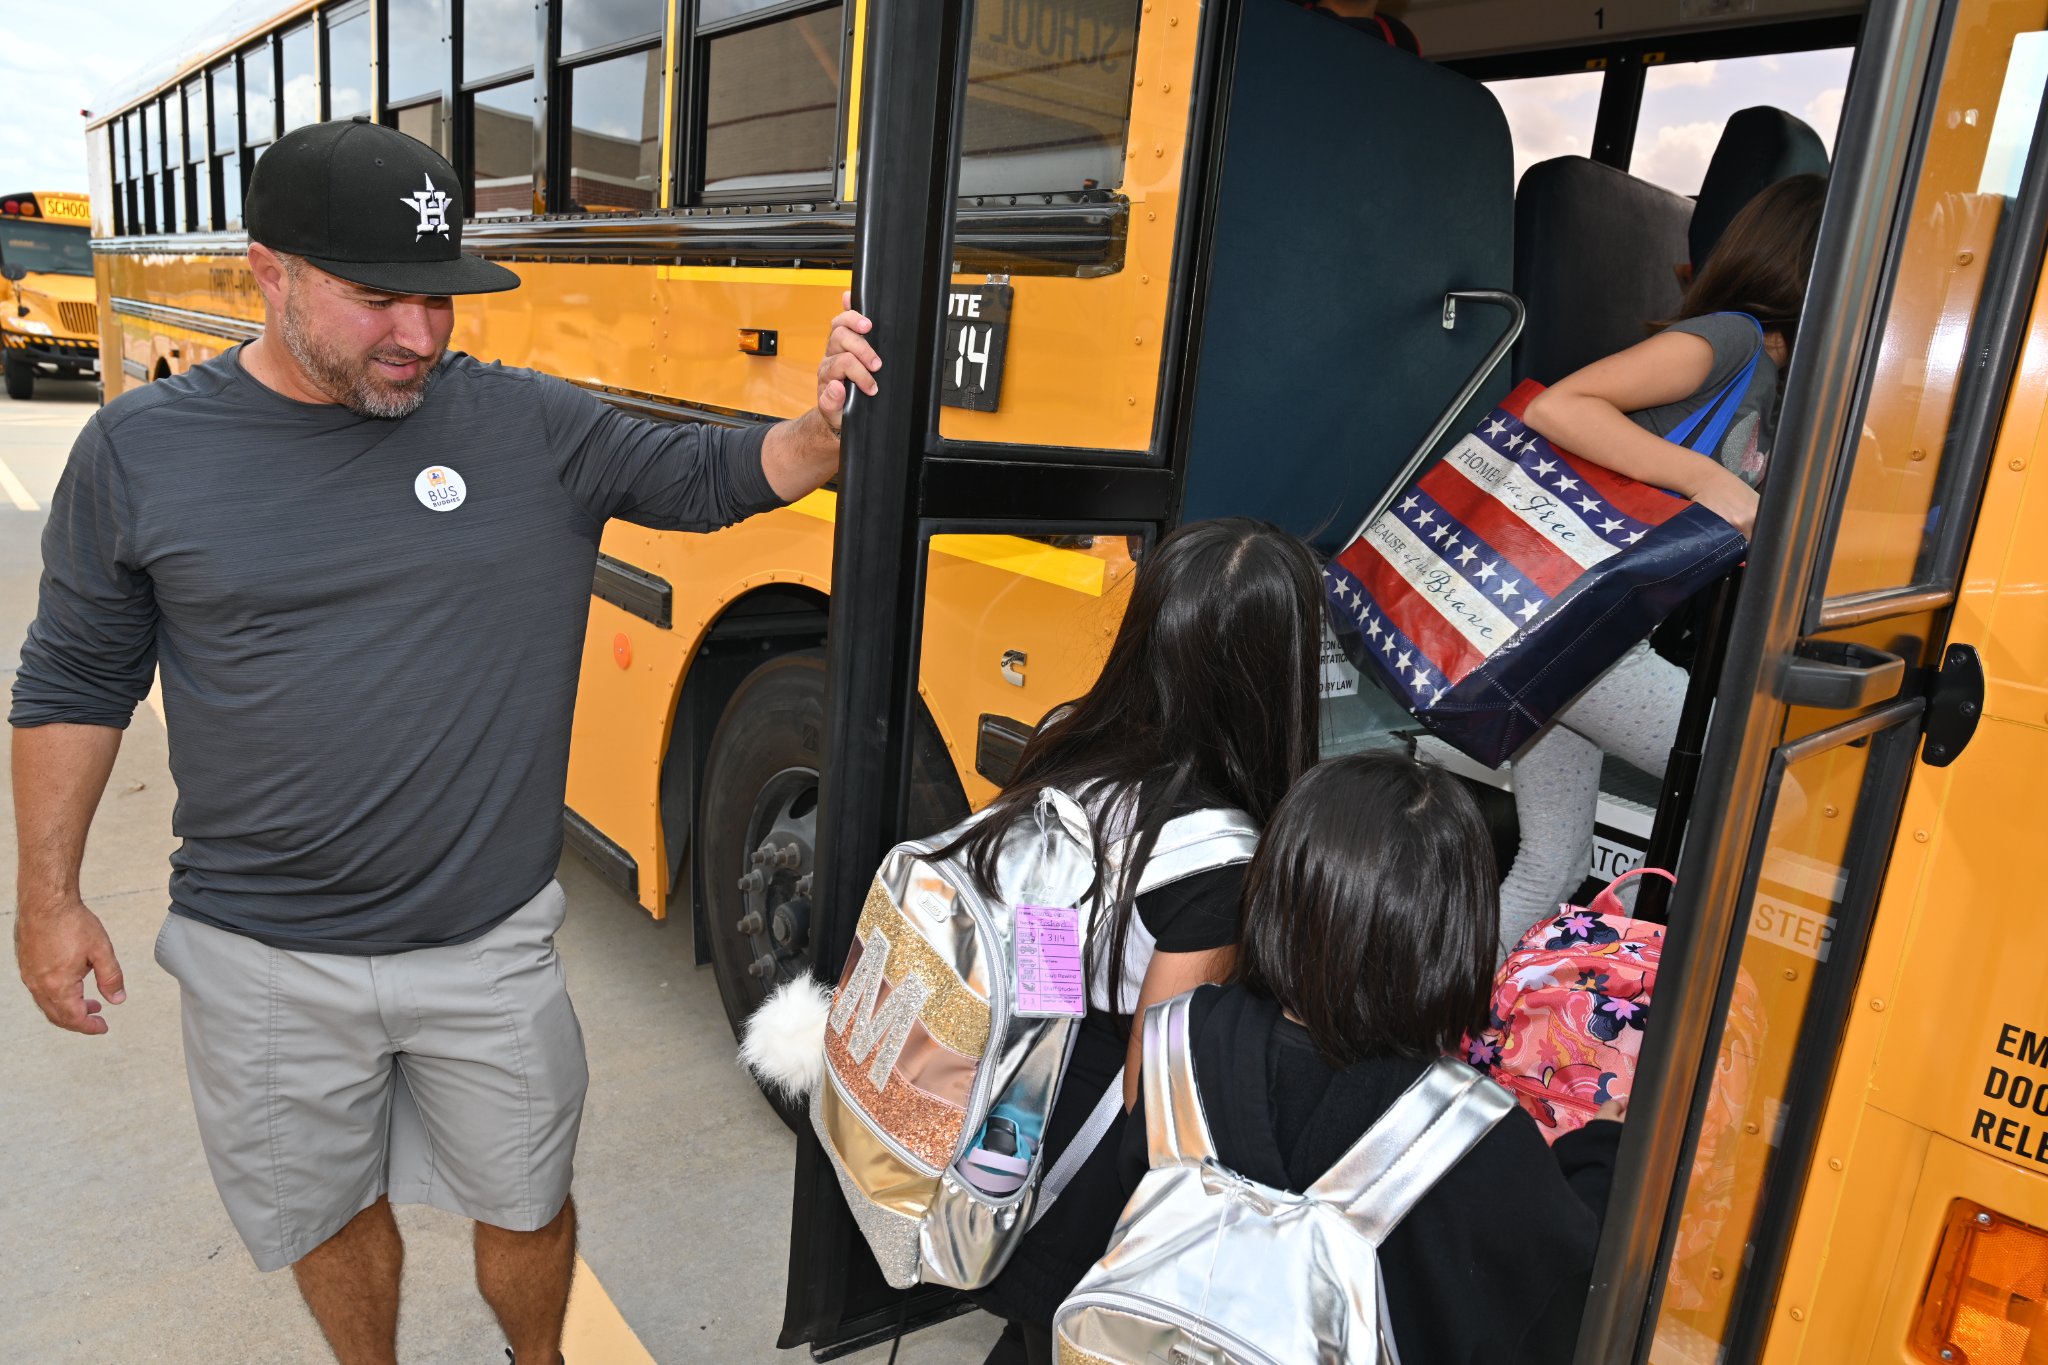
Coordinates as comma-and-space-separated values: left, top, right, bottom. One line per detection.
1665, 312, 1766, 457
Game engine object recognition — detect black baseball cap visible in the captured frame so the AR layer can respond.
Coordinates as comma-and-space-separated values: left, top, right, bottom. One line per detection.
245, 117, 520, 296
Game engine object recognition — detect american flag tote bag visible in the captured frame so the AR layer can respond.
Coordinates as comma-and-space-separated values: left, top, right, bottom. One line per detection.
1327, 321, 1762, 767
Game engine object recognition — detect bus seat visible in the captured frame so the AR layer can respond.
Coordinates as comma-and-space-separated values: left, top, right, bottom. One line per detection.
1177, 0, 1514, 551
1689, 105, 1830, 270
1512, 156, 1692, 385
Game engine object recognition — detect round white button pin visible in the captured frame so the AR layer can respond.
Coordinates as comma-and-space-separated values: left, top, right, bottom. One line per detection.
414, 465, 467, 512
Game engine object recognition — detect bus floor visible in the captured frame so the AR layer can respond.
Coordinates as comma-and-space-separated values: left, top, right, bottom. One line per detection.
0, 391, 1001, 1363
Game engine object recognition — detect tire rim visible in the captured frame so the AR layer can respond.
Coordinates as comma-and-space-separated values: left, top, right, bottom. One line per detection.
733, 765, 818, 989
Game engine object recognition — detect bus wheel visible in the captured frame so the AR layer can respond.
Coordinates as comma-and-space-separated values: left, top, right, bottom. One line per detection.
4, 357, 33, 401
697, 649, 968, 1122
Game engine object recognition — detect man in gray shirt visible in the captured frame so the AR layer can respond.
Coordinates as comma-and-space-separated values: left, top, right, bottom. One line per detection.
11, 119, 880, 1364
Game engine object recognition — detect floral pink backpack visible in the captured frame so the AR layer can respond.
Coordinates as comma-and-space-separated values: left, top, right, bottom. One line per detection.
1465, 868, 1674, 1141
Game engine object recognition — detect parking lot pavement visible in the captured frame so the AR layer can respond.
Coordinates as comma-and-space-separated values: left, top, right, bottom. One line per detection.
0, 388, 1003, 1363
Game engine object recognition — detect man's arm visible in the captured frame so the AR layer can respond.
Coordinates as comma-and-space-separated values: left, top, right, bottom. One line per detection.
551, 297, 883, 528
11, 414, 157, 1035
14, 722, 127, 1034
759, 293, 882, 502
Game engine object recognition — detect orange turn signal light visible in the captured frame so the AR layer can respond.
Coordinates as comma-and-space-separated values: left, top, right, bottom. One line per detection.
737, 328, 777, 357
1911, 1200, 2048, 1364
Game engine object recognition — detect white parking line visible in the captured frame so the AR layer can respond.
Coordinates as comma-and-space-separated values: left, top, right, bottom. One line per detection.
0, 456, 39, 509
0, 455, 40, 511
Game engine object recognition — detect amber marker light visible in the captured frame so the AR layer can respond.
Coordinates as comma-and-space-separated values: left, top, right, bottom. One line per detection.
737, 328, 777, 356
1911, 1200, 2048, 1363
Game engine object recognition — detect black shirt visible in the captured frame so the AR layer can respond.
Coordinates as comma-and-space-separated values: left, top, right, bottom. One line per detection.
973, 862, 1244, 1325
1115, 984, 1621, 1364
12, 349, 778, 951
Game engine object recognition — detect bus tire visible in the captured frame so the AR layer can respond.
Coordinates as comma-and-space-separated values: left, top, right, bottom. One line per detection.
697, 649, 968, 1125
4, 357, 33, 401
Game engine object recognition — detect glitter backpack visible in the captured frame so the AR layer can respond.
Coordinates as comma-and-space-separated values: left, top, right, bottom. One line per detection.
809, 787, 1257, 1290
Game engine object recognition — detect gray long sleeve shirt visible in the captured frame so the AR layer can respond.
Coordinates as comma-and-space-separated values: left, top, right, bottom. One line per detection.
12, 347, 781, 953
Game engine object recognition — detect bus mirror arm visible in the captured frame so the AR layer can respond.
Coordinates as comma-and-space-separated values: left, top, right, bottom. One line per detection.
1346, 289, 1525, 546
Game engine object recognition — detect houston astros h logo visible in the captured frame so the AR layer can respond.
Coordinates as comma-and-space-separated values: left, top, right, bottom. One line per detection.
401, 174, 452, 238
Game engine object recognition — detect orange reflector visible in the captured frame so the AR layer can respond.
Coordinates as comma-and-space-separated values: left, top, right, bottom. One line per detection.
1911, 1200, 2048, 1364
612, 632, 632, 669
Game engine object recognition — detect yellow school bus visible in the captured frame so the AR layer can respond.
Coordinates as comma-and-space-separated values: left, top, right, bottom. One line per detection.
0, 190, 99, 398
87, 0, 2048, 1358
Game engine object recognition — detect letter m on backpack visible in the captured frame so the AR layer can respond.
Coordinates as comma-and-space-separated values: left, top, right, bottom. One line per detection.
829, 927, 932, 1088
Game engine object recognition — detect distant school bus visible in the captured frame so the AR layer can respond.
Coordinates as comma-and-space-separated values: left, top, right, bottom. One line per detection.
0, 190, 99, 398
87, 0, 2048, 1360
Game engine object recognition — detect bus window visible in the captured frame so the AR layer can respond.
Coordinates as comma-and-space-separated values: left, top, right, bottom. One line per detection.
1821, 27, 2048, 601
0, 219, 93, 276
220, 147, 245, 231
956, 0, 1142, 196
470, 79, 537, 217
1981, 31, 2048, 195
396, 100, 446, 159
559, 0, 663, 215
386, 0, 449, 108
1631, 48, 1851, 196
564, 49, 662, 214
137, 101, 158, 235
243, 39, 277, 150
161, 94, 183, 233
326, 5, 371, 121
1483, 69, 1606, 188
183, 78, 207, 230
281, 23, 318, 131
210, 62, 240, 228
560, 0, 663, 57
111, 119, 129, 236
464, 0, 534, 85
700, 4, 845, 198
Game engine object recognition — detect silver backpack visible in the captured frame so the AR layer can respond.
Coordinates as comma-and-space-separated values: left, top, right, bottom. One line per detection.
1054, 993, 1514, 1364
812, 789, 1258, 1291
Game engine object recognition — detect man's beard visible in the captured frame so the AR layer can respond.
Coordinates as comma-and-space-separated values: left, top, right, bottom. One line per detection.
278, 289, 438, 419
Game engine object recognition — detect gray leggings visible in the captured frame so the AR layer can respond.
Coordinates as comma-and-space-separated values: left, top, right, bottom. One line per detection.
1497, 640, 1689, 953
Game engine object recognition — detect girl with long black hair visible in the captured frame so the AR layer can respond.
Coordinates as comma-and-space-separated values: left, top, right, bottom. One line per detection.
968, 516, 1324, 1365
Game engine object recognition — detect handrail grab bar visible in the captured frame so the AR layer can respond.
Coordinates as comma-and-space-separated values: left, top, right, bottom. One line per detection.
1347, 288, 1526, 546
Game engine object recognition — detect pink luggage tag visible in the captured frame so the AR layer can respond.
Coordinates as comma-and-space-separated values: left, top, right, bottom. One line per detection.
1012, 904, 1087, 1019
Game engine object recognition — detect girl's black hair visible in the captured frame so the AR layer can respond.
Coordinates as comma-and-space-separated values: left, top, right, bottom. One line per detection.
1236, 752, 1496, 1063
942, 517, 1324, 1008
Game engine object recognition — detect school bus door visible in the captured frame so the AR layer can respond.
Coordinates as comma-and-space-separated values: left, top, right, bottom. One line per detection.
1573, 2, 2048, 1360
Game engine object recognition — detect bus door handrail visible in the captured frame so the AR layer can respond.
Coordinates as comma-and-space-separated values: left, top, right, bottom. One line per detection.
1347, 288, 1525, 546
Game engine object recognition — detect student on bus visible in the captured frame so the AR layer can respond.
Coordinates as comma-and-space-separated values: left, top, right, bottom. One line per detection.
970, 517, 1326, 1365
1104, 753, 1623, 1361
1498, 173, 1828, 950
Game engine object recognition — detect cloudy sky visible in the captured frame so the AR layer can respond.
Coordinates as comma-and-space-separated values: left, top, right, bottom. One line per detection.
1486, 47, 1853, 196
1, 1, 246, 192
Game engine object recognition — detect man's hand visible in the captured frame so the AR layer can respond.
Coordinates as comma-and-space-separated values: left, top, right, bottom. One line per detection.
816, 291, 881, 435
16, 896, 125, 1035
762, 293, 882, 501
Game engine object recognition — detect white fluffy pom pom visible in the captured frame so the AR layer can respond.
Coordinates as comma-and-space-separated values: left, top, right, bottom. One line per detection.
739, 976, 834, 1103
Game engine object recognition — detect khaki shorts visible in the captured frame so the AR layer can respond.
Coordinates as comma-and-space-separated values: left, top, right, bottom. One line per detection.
154, 881, 587, 1272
